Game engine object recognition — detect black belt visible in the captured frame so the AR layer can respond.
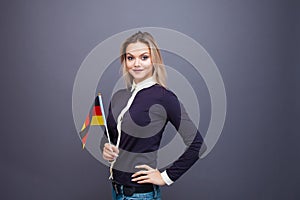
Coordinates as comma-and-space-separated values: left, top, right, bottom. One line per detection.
112, 181, 154, 196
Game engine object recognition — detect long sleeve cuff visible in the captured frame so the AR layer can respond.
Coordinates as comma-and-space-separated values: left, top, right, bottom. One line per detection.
161, 170, 174, 186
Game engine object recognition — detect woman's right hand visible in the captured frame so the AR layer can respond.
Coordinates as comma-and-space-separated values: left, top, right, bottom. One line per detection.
102, 143, 119, 162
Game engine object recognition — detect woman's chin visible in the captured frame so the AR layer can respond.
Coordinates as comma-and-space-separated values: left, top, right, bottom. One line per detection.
132, 75, 145, 81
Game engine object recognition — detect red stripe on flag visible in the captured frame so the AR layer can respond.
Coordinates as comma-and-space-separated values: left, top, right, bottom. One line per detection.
82, 134, 88, 145
93, 105, 102, 116
85, 114, 90, 126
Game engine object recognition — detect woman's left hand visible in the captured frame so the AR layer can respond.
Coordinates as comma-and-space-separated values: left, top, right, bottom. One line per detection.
131, 165, 166, 186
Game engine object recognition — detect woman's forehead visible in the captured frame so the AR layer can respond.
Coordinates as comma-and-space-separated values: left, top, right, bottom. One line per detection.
126, 42, 150, 54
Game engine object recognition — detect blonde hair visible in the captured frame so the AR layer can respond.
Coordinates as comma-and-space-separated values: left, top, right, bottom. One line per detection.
120, 31, 167, 89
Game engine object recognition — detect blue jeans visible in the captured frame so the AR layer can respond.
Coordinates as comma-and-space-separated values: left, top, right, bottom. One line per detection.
112, 185, 162, 200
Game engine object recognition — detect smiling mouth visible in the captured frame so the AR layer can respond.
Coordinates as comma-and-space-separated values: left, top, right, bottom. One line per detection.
133, 69, 143, 72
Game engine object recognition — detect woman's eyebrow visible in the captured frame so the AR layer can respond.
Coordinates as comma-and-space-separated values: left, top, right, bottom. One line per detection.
126, 52, 149, 56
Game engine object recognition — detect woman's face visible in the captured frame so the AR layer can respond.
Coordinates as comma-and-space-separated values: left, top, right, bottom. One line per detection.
125, 42, 153, 84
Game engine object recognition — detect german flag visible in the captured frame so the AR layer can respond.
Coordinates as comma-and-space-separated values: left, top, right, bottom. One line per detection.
79, 94, 106, 149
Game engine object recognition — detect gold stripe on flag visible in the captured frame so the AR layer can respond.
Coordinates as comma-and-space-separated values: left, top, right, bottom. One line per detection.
91, 116, 104, 125
81, 123, 86, 131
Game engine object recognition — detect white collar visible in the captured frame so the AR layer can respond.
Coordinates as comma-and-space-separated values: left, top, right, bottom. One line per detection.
131, 76, 157, 92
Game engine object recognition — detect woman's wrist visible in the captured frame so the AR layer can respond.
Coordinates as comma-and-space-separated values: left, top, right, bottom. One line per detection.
160, 170, 174, 186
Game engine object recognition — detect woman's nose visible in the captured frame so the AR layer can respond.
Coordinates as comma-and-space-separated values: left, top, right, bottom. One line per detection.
134, 58, 140, 67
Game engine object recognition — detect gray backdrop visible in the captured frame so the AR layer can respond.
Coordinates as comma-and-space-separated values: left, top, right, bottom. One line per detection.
0, 0, 299, 199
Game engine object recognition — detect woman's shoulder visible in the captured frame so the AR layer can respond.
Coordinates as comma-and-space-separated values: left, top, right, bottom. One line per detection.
153, 84, 179, 101
151, 85, 181, 113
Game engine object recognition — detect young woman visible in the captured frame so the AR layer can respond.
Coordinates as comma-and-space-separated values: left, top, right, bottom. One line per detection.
101, 31, 205, 200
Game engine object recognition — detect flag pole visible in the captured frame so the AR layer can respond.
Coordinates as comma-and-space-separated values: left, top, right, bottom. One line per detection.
98, 93, 115, 180
98, 93, 111, 145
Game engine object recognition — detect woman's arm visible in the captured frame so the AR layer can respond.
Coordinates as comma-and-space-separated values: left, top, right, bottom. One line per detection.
132, 89, 206, 185
160, 91, 206, 184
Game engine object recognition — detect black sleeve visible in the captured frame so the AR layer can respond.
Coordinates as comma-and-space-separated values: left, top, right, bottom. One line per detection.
161, 90, 206, 182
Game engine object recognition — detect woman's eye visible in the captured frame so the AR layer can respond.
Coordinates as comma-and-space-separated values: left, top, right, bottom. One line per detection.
127, 56, 133, 61
142, 55, 149, 60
